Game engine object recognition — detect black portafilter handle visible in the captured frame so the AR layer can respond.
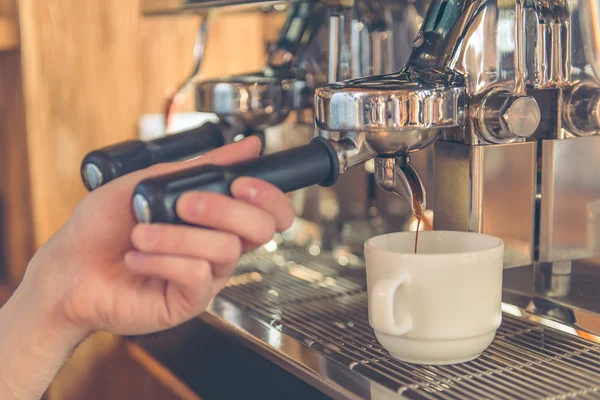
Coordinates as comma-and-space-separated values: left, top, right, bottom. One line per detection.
81, 121, 235, 191
131, 137, 340, 224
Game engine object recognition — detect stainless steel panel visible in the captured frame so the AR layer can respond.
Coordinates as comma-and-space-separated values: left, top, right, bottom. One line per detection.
202, 245, 600, 400
503, 260, 600, 322
433, 141, 537, 267
539, 136, 600, 262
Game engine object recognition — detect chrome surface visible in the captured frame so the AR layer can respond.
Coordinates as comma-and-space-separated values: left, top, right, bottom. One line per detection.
332, 133, 377, 171
504, 259, 600, 324
313, 0, 563, 143
328, 11, 344, 82
314, 68, 466, 153
563, 81, 600, 136
539, 135, 600, 263
579, 0, 600, 81
440, 0, 570, 94
477, 90, 541, 143
534, 261, 573, 298
201, 245, 600, 400
433, 141, 537, 268
195, 72, 310, 129
358, 0, 394, 76
426, 0, 600, 267
132, 193, 152, 224
375, 157, 425, 216
82, 163, 104, 190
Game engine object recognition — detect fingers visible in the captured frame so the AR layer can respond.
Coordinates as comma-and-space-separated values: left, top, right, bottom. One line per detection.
230, 177, 295, 232
195, 135, 262, 166
124, 251, 235, 298
124, 251, 218, 327
176, 192, 277, 246
130, 223, 242, 265
124, 251, 213, 291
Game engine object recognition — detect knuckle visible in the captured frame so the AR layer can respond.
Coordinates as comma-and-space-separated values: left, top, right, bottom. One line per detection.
220, 235, 242, 263
190, 260, 212, 287
256, 216, 277, 244
131, 225, 157, 251
148, 227, 166, 251
282, 201, 296, 230
254, 181, 277, 204
177, 193, 205, 223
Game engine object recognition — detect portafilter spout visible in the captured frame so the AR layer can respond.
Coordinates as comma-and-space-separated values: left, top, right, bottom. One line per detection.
375, 156, 425, 217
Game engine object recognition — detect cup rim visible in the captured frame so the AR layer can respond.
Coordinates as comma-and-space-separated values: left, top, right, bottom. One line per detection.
364, 230, 504, 257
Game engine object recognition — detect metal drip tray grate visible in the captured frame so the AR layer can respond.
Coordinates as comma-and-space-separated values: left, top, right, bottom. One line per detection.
218, 248, 600, 399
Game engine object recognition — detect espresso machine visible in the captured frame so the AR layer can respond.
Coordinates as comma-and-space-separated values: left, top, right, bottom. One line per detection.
93, 0, 600, 398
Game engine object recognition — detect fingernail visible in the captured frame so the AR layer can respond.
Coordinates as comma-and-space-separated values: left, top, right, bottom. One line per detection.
237, 185, 258, 201
194, 195, 207, 215
246, 186, 258, 200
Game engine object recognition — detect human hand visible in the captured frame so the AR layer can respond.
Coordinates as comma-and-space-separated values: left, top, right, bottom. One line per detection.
19, 136, 295, 341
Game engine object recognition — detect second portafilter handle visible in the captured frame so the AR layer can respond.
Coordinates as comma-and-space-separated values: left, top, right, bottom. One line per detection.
81, 121, 243, 191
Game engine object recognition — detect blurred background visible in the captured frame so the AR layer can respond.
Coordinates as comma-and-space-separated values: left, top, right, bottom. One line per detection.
0, 1, 286, 398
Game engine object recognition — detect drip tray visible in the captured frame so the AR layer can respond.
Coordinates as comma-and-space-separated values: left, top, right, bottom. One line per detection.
208, 247, 600, 400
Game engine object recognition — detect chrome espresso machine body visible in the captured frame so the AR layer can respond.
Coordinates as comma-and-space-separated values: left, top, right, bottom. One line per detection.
94, 0, 600, 398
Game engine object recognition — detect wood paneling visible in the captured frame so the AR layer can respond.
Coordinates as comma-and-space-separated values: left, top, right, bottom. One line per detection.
0, 0, 34, 285
19, 1, 163, 247
0, 50, 34, 285
0, 17, 18, 50
18, 1, 277, 249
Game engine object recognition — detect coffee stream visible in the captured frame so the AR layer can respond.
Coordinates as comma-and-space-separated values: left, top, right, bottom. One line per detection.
412, 194, 423, 254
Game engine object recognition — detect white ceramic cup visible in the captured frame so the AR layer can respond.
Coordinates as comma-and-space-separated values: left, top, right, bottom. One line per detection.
364, 231, 504, 365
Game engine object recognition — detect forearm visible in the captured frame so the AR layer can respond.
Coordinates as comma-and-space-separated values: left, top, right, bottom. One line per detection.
0, 281, 88, 400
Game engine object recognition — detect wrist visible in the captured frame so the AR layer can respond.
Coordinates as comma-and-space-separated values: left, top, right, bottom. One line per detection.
10, 274, 91, 353
0, 277, 91, 399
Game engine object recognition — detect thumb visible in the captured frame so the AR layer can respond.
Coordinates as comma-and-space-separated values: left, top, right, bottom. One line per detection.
181, 135, 263, 167
135, 135, 263, 181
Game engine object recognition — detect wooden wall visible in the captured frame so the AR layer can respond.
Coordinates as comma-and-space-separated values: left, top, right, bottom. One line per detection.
0, 0, 33, 285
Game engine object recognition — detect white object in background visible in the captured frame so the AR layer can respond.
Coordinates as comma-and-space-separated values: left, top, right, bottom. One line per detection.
364, 231, 504, 365
137, 112, 219, 141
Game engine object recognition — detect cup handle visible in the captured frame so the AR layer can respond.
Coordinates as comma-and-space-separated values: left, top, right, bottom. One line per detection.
370, 273, 413, 336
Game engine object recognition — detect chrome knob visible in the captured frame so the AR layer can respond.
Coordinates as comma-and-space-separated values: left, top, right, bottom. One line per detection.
82, 163, 104, 190
564, 81, 600, 136
478, 91, 541, 142
132, 194, 152, 223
